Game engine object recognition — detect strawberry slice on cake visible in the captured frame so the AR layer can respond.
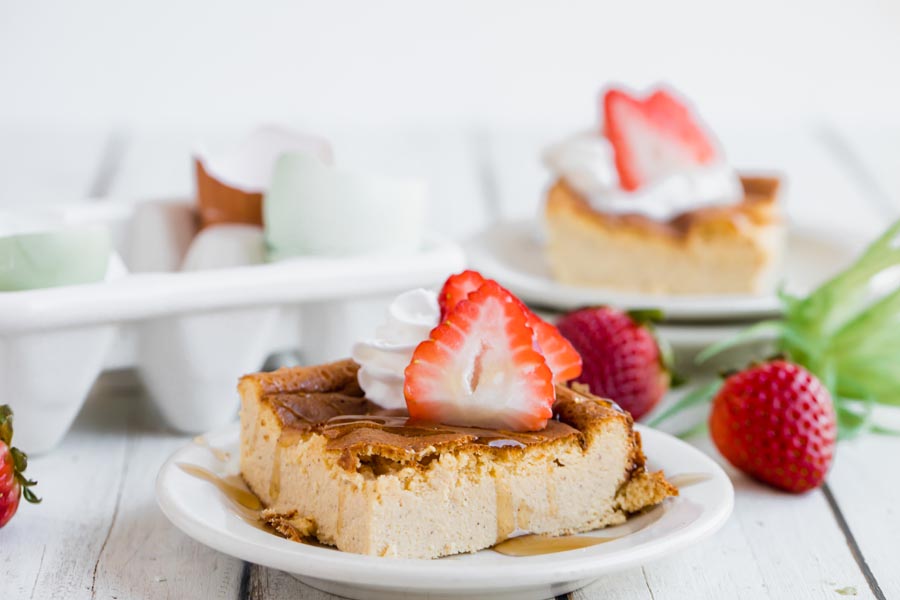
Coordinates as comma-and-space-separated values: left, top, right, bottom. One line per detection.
437, 270, 582, 387
405, 280, 555, 431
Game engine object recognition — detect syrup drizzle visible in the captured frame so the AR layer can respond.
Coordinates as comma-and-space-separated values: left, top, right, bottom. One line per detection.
492, 502, 668, 556
492, 534, 613, 556
322, 414, 548, 448
177, 463, 266, 530
192, 436, 231, 462
270, 445, 282, 502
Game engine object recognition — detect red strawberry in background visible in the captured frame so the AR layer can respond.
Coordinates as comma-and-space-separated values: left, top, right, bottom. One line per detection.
603, 87, 719, 191
556, 307, 670, 420
405, 280, 555, 431
438, 270, 582, 384
0, 405, 40, 528
709, 360, 836, 493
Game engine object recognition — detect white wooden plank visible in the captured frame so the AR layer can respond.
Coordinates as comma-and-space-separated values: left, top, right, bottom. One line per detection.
823, 123, 900, 217
482, 128, 558, 223
572, 569, 652, 600
104, 130, 203, 202
246, 565, 335, 600
794, 124, 900, 599
0, 378, 129, 600
575, 435, 873, 600
721, 126, 885, 236
0, 372, 246, 600
0, 127, 115, 204
88, 376, 246, 600
825, 433, 900, 597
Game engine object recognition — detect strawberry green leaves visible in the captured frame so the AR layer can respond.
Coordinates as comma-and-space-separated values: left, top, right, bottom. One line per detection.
696, 219, 900, 438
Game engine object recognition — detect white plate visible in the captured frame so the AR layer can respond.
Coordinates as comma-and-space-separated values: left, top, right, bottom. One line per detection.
156, 424, 734, 600
465, 220, 865, 321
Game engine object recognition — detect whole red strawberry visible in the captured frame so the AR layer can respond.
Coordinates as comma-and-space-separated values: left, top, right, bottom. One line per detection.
709, 361, 836, 493
0, 406, 40, 528
556, 307, 670, 420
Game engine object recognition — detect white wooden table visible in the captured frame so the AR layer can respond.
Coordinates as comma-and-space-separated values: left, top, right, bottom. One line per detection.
0, 124, 898, 600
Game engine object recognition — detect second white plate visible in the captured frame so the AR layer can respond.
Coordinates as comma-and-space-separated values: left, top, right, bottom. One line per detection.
466, 220, 865, 321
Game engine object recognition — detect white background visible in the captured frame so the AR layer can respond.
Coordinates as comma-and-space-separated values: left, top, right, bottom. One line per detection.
2, 0, 900, 134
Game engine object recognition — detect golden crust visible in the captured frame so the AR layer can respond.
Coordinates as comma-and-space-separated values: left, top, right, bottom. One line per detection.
260, 509, 317, 541
239, 359, 665, 488
545, 175, 781, 242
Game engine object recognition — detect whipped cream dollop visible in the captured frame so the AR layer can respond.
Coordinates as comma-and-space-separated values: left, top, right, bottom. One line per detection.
352, 288, 440, 409
542, 132, 743, 221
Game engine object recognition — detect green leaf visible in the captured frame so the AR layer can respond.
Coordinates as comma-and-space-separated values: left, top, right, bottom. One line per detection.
772, 219, 900, 439
10, 446, 27, 474
675, 420, 708, 440
22, 486, 41, 504
835, 396, 875, 441
791, 219, 900, 341
646, 379, 723, 427
871, 424, 900, 436
695, 320, 783, 365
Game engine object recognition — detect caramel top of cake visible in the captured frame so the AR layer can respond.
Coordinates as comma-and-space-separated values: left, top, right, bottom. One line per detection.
546, 175, 781, 240
240, 359, 632, 470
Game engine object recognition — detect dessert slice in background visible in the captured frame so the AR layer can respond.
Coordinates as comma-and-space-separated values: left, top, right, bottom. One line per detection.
543, 86, 784, 295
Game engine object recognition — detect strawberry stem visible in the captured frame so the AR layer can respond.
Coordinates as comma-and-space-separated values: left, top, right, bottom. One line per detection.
0, 405, 41, 504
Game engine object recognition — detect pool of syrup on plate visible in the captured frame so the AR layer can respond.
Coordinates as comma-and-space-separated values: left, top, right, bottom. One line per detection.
179, 437, 711, 557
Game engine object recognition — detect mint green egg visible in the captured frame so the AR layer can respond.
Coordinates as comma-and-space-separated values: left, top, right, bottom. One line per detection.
0, 226, 112, 291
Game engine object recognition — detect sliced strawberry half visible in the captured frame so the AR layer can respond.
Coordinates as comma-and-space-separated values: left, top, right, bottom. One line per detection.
437, 271, 582, 383
405, 280, 554, 431
438, 270, 485, 320
529, 318, 582, 383
603, 87, 719, 191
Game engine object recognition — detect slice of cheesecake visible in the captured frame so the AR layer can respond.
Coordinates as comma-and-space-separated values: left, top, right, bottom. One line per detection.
239, 359, 676, 559
544, 176, 784, 295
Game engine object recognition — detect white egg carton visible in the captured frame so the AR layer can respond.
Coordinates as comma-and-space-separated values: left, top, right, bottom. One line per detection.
1, 200, 465, 454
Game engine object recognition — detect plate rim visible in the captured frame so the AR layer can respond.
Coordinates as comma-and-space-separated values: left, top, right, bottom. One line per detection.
465, 219, 865, 322
157, 423, 734, 591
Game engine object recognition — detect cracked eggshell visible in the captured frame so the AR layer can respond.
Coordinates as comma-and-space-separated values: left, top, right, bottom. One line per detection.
0, 222, 113, 291
194, 126, 333, 228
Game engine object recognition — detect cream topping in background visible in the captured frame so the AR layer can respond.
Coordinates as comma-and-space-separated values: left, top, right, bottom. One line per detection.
542, 132, 743, 221
352, 288, 440, 409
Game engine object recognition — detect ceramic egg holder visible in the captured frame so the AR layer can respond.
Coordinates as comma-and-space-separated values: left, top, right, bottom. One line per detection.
0, 200, 463, 454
